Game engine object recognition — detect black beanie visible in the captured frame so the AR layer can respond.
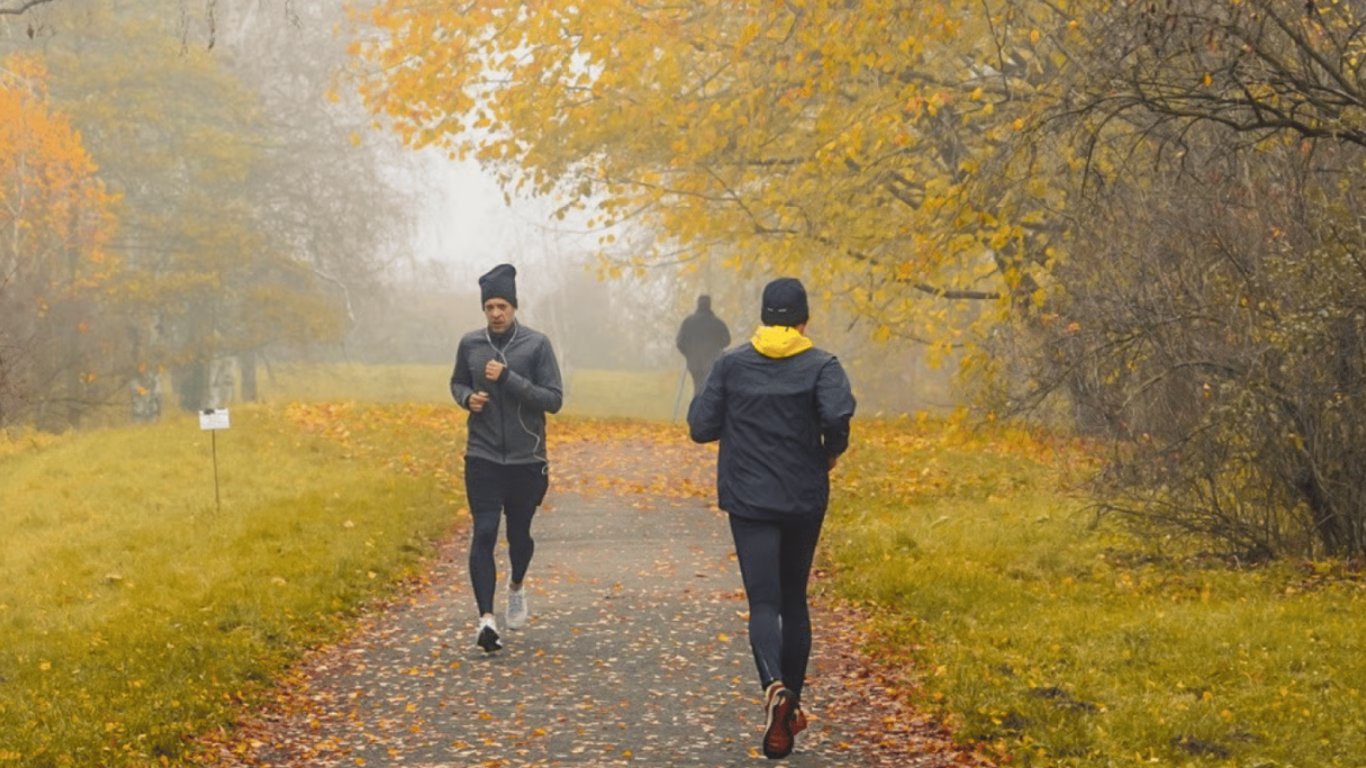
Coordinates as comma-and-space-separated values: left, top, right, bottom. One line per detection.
478, 263, 518, 308
760, 277, 809, 326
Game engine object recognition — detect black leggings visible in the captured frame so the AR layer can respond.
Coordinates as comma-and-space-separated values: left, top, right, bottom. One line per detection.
687, 361, 711, 395
465, 457, 549, 616
728, 512, 825, 700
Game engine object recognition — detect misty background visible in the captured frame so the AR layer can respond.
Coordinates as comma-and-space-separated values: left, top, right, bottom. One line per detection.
0, 0, 946, 430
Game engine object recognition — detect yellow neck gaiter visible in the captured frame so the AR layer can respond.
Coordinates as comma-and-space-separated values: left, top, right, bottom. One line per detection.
750, 325, 814, 359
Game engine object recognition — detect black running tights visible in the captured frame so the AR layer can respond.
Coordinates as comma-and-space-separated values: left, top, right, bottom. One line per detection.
728, 512, 825, 700
465, 457, 548, 616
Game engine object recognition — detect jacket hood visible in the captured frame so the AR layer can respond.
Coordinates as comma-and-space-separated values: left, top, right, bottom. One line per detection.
750, 325, 813, 359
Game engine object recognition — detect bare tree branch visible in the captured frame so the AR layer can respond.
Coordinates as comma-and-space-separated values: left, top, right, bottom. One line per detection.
911, 283, 1000, 301
0, 0, 57, 16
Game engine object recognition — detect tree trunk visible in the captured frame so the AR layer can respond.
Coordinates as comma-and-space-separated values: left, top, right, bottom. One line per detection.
240, 350, 258, 402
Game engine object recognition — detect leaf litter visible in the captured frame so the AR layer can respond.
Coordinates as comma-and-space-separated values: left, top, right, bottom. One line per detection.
196, 417, 993, 766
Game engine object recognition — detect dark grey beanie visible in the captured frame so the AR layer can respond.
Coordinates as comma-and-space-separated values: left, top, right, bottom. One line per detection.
760, 277, 809, 326
479, 263, 518, 307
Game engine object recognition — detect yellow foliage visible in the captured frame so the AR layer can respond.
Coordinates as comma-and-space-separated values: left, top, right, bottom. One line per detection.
350, 0, 1073, 352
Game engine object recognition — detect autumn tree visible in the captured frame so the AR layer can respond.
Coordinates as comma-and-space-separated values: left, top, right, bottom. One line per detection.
0, 0, 420, 414
353, 2, 1087, 355
36, 5, 331, 411
0, 53, 119, 428
353, 0, 1366, 558
1008, 0, 1366, 557
209, 0, 423, 396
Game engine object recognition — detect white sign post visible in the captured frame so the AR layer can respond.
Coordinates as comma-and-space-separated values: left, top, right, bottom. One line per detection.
199, 408, 229, 512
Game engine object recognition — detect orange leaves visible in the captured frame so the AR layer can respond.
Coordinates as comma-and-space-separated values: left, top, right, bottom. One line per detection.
548, 418, 715, 503
281, 404, 715, 510
1, 52, 122, 423
0, 53, 117, 279
284, 402, 468, 485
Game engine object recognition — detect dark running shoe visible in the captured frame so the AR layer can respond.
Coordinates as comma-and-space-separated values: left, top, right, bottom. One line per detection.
475, 617, 502, 653
763, 681, 798, 759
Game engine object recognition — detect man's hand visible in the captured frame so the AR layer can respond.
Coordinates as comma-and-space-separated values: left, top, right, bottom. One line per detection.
828, 455, 839, 471
485, 359, 507, 382
468, 391, 491, 412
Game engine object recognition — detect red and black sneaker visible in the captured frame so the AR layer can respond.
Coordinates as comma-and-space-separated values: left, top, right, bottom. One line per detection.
762, 681, 798, 759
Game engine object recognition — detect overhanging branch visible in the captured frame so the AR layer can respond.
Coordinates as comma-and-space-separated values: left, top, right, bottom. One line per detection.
912, 282, 999, 300
0, 0, 56, 15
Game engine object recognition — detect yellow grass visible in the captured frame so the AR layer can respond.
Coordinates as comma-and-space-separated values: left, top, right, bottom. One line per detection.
825, 415, 1366, 766
253, 362, 686, 421
0, 405, 462, 766
5, 367, 1364, 767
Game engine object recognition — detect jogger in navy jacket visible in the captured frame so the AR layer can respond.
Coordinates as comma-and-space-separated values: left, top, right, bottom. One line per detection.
687, 277, 856, 760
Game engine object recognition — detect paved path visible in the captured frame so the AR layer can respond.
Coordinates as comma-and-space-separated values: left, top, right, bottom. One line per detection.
210, 435, 988, 767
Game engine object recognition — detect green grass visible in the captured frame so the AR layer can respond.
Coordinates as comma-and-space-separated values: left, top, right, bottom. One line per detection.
0, 405, 463, 766
7, 366, 1366, 767
560, 368, 685, 421
0, 362, 677, 766
254, 362, 452, 404
254, 362, 686, 421
824, 417, 1366, 767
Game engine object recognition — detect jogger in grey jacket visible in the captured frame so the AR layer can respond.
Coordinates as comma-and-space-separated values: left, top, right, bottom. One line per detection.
450, 263, 564, 652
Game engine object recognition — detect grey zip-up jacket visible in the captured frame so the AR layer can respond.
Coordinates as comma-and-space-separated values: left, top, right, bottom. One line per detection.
450, 322, 563, 465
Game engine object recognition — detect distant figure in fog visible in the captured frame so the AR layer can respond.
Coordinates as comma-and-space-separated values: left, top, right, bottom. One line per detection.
675, 294, 731, 396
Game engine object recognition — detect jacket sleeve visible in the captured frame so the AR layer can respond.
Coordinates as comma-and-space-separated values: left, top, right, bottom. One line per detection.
687, 355, 726, 443
816, 355, 856, 458
502, 335, 564, 414
450, 337, 475, 409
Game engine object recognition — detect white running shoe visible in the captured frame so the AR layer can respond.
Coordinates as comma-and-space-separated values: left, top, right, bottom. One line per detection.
506, 584, 529, 630
475, 615, 502, 653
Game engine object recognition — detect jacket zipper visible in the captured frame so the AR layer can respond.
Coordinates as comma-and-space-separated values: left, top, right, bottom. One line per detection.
498, 339, 510, 462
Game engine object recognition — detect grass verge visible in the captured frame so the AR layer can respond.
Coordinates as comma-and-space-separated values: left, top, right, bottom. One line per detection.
0, 404, 464, 766
252, 362, 683, 421
824, 414, 1366, 767
7, 383, 1364, 767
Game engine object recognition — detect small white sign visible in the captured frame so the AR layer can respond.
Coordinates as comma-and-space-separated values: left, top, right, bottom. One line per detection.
199, 408, 230, 431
